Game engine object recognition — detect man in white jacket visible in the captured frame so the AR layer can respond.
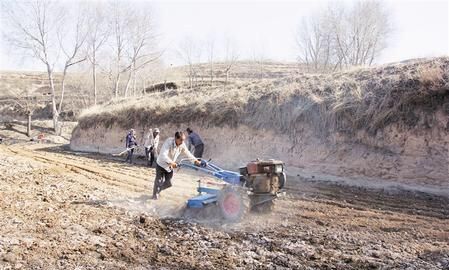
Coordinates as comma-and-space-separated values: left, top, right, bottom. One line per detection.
152, 131, 200, 200
144, 128, 160, 167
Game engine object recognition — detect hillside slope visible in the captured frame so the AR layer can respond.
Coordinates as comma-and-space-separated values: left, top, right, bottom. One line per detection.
0, 71, 88, 121
71, 57, 449, 193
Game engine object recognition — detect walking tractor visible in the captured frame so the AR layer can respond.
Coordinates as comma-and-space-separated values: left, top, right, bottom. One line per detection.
178, 158, 287, 222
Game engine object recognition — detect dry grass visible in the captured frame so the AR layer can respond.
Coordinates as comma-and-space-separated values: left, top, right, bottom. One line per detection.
78, 57, 449, 137
171, 61, 305, 81
419, 66, 445, 87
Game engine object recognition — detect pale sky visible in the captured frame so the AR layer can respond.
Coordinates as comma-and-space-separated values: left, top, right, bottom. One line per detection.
1, 0, 448, 71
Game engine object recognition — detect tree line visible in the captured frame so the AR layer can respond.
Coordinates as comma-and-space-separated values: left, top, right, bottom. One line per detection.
295, 0, 391, 72
2, 0, 160, 132
1, 0, 391, 133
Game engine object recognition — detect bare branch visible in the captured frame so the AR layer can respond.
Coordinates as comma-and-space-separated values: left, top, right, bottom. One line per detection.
296, 0, 391, 72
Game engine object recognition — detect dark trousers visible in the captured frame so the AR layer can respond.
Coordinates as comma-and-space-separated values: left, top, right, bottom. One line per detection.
145, 147, 156, 167
145, 147, 150, 161
152, 164, 174, 197
193, 143, 204, 158
125, 148, 134, 163
150, 148, 156, 166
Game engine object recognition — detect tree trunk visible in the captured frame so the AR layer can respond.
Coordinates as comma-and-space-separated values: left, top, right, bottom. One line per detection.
46, 63, 59, 133
189, 70, 193, 89
210, 62, 213, 83
58, 67, 68, 116
124, 70, 132, 97
132, 69, 137, 96
114, 45, 121, 98
27, 112, 32, 137
92, 46, 97, 105
114, 73, 121, 98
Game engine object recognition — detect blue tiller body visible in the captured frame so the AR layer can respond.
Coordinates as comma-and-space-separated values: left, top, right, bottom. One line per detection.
178, 159, 242, 208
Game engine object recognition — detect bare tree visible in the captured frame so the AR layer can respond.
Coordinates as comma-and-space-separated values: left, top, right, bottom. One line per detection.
251, 44, 268, 79
206, 37, 215, 83
296, 13, 332, 72
296, 0, 390, 72
56, 5, 88, 133
107, 1, 160, 98
326, 3, 348, 71
122, 8, 160, 97
195, 48, 205, 85
108, 1, 130, 98
347, 0, 390, 66
86, 2, 109, 105
178, 38, 198, 89
223, 38, 239, 86
5, 89, 41, 137
2, 0, 64, 132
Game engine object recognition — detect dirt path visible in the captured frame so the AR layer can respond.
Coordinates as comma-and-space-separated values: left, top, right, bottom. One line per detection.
0, 143, 448, 269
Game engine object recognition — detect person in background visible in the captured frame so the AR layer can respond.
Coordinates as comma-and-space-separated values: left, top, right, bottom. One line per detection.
152, 131, 200, 200
125, 129, 138, 164
144, 128, 153, 166
144, 128, 160, 167
186, 127, 204, 158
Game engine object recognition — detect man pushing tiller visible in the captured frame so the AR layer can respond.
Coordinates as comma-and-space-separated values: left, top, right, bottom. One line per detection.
152, 131, 201, 200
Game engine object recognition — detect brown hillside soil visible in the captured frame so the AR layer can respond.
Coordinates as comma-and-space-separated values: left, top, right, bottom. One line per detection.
1, 142, 448, 269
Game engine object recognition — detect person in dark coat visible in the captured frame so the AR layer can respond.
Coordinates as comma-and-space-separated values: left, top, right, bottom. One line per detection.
125, 129, 138, 164
186, 127, 204, 158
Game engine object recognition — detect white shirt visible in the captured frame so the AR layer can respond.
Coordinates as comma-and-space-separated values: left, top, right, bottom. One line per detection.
144, 133, 159, 151
156, 137, 197, 172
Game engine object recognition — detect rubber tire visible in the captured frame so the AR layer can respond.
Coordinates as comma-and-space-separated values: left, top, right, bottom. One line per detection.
278, 172, 286, 190
217, 186, 249, 223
